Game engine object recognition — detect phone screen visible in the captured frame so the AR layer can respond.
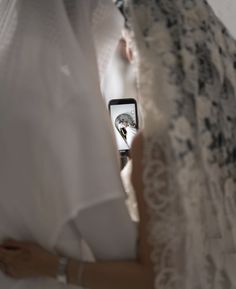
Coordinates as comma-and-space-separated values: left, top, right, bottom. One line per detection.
109, 100, 138, 153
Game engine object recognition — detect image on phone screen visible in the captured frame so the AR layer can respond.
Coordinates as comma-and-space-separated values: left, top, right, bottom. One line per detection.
109, 99, 138, 153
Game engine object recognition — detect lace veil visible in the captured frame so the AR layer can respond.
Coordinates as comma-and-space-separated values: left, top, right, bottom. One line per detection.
123, 0, 236, 288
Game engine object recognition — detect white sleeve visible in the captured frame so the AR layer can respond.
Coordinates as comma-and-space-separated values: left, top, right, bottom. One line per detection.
74, 198, 137, 260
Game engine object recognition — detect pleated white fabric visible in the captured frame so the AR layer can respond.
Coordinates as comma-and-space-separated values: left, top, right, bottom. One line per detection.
0, 0, 129, 288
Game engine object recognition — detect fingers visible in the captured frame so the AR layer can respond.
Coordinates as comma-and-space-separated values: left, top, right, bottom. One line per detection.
0, 262, 6, 273
0, 247, 25, 278
2, 239, 34, 251
0, 240, 39, 279
0, 248, 9, 263
0, 261, 8, 276
0, 246, 24, 264
0, 248, 12, 276
0, 261, 12, 276
2, 239, 24, 248
2, 239, 19, 245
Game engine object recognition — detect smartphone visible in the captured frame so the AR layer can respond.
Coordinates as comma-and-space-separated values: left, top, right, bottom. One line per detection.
109, 98, 139, 155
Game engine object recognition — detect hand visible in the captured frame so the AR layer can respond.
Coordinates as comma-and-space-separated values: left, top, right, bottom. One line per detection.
0, 239, 59, 279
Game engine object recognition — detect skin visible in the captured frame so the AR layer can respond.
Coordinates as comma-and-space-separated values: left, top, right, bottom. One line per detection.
0, 133, 155, 289
118, 37, 133, 63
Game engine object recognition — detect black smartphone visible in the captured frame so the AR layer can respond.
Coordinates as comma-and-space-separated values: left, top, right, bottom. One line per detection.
109, 98, 139, 156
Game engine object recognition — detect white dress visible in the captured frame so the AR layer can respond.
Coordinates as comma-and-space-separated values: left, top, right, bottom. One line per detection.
0, 0, 137, 288
57, 199, 137, 261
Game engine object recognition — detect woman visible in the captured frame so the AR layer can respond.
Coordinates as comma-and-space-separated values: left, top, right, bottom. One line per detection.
1, 0, 236, 289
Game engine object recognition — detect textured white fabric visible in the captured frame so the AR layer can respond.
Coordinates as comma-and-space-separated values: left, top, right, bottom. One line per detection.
0, 0, 135, 288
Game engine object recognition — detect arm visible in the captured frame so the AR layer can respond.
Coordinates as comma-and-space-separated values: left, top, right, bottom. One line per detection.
0, 133, 154, 289
68, 132, 154, 289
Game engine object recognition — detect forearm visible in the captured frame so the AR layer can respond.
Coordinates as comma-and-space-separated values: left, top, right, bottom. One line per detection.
46, 256, 154, 289
67, 259, 154, 289
0, 240, 153, 289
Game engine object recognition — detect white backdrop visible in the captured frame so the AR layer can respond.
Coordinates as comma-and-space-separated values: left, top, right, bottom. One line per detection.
208, 0, 236, 38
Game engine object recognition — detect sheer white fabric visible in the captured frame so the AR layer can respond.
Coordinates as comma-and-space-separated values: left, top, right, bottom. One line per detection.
57, 199, 137, 261
0, 0, 136, 288
124, 0, 236, 288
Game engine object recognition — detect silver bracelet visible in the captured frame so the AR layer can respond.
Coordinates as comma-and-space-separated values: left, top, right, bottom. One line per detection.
57, 256, 69, 284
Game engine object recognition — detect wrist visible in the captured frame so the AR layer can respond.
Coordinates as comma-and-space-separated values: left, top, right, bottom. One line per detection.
67, 259, 78, 285
67, 258, 85, 286
42, 255, 59, 278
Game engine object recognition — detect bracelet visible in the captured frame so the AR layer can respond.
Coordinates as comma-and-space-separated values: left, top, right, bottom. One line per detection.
56, 256, 69, 284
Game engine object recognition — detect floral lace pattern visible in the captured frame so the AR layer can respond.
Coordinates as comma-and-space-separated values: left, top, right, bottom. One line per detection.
120, 0, 236, 288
